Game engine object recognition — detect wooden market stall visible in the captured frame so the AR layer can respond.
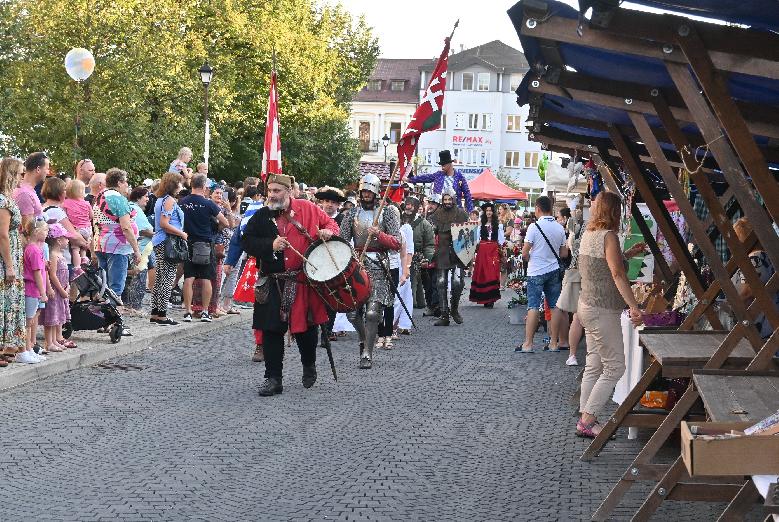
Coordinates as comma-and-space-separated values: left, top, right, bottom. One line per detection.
508, 0, 779, 519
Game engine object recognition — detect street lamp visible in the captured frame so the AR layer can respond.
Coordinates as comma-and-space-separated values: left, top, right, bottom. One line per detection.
381, 134, 390, 163
198, 61, 213, 168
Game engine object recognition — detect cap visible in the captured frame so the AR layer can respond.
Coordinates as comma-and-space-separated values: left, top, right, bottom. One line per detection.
266, 173, 293, 189
142, 178, 154, 187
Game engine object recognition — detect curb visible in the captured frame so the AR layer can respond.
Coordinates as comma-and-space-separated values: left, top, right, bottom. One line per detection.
0, 313, 251, 392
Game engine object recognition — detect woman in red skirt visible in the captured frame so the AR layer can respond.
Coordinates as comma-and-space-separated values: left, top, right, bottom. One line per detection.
469, 202, 504, 308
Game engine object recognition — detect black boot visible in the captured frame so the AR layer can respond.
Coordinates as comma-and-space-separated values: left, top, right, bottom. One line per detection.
258, 377, 283, 396
434, 312, 450, 326
302, 365, 317, 388
423, 307, 440, 317
450, 303, 463, 324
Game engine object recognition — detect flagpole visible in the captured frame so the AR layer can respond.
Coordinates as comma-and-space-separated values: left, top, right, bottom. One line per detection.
358, 20, 459, 265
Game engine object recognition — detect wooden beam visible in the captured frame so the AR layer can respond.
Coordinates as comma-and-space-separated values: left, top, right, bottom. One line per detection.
650, 94, 779, 332
608, 125, 709, 302
519, 9, 779, 80
675, 25, 779, 225
666, 62, 779, 271
630, 111, 773, 334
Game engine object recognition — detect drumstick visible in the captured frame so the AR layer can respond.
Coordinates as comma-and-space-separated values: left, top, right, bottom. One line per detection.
322, 239, 339, 271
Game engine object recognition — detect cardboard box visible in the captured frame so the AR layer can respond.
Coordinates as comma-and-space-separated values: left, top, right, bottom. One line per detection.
681, 421, 779, 476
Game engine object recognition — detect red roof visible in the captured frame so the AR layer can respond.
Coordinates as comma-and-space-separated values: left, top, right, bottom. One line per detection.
468, 169, 527, 200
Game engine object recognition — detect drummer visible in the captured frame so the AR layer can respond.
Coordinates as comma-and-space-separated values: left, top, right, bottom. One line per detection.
314, 186, 347, 348
241, 173, 340, 397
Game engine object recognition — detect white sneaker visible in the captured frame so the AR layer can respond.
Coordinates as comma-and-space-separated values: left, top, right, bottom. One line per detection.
565, 355, 578, 366
15, 351, 41, 364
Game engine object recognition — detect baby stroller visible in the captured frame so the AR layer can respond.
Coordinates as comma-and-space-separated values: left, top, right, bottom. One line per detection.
62, 265, 124, 343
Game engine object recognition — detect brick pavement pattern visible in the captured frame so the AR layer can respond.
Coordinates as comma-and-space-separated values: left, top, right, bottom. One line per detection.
0, 296, 740, 520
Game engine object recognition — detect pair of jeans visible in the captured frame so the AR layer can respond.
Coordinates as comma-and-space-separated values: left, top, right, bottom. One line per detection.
95, 252, 130, 299
526, 268, 563, 310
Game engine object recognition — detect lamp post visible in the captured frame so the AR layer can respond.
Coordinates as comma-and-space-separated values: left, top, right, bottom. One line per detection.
198, 61, 213, 168
381, 133, 390, 164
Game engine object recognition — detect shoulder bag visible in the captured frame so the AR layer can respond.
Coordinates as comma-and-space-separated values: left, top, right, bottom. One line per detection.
534, 221, 565, 284
164, 235, 189, 263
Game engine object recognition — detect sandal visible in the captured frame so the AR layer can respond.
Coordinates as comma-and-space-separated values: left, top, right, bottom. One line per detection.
514, 345, 535, 353
576, 419, 616, 439
59, 339, 77, 349
226, 308, 241, 315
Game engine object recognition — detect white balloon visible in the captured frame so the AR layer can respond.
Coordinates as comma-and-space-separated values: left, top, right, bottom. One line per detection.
64, 48, 95, 82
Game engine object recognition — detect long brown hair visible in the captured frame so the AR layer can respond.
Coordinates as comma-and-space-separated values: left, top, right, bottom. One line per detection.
0, 157, 22, 197
587, 191, 622, 232
155, 172, 183, 198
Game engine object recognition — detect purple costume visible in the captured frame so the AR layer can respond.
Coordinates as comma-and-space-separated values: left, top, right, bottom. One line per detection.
408, 169, 474, 212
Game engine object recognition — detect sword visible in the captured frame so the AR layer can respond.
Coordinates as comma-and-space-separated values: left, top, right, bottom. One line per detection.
325, 341, 338, 382
366, 255, 418, 330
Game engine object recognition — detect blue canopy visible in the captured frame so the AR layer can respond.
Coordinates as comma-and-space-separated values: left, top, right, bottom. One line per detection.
624, 1, 779, 33
508, 0, 779, 169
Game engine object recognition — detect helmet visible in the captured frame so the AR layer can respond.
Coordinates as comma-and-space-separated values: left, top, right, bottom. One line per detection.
358, 174, 381, 196
441, 185, 456, 198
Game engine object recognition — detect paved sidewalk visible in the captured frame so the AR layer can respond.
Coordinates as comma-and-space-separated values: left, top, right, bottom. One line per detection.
0, 310, 250, 392
0, 293, 743, 520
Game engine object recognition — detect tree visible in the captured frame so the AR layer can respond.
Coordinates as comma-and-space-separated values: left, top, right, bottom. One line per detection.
0, 0, 378, 185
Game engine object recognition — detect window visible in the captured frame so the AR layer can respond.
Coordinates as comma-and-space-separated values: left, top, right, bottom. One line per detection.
479, 150, 492, 166
367, 79, 382, 91
477, 73, 490, 91
389, 122, 402, 143
390, 80, 405, 91
524, 152, 540, 169
505, 151, 521, 168
467, 113, 479, 130
452, 148, 462, 164
422, 149, 434, 165
506, 115, 522, 132
481, 113, 493, 131
510, 74, 523, 91
454, 112, 467, 130
462, 72, 474, 91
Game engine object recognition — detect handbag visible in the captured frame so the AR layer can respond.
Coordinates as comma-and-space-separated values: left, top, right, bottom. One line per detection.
254, 275, 271, 304
191, 241, 212, 265
534, 221, 565, 284
163, 235, 189, 263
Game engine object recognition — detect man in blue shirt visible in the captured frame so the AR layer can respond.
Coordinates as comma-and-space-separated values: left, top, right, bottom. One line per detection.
408, 150, 473, 212
179, 174, 228, 322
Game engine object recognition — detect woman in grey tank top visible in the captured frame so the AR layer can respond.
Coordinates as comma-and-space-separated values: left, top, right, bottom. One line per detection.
576, 192, 645, 439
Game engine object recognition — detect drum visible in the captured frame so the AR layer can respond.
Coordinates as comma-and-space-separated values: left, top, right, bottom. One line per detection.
304, 236, 371, 312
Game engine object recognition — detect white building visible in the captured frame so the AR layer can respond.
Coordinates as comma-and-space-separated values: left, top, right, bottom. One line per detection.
349, 59, 429, 164
416, 41, 545, 195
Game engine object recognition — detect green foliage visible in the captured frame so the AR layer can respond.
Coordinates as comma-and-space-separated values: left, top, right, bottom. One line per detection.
494, 167, 522, 191
0, 0, 378, 186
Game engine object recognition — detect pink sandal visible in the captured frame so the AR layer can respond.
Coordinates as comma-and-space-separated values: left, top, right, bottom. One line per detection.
576, 419, 616, 440
58, 339, 77, 349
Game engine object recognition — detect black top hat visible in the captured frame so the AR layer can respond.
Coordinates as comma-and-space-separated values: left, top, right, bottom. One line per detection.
481, 201, 495, 212
314, 186, 346, 203
438, 150, 453, 166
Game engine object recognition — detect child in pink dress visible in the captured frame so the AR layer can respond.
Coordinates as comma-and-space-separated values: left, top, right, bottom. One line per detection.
20, 220, 49, 363
62, 179, 92, 271
41, 224, 74, 352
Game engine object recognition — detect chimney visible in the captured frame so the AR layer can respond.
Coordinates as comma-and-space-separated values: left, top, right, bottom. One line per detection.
459, 44, 464, 53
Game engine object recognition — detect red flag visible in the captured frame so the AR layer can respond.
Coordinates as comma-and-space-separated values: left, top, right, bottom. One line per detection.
396, 37, 451, 181
261, 70, 282, 182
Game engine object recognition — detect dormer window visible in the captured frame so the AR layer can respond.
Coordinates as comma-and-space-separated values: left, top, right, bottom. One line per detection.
390, 80, 405, 91
367, 79, 383, 91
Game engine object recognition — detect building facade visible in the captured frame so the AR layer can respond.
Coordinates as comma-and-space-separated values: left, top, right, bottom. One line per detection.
416, 41, 545, 194
349, 58, 429, 164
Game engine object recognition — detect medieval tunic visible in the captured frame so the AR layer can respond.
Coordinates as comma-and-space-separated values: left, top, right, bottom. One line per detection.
241, 198, 339, 334
469, 221, 504, 304
428, 206, 469, 270
339, 205, 401, 307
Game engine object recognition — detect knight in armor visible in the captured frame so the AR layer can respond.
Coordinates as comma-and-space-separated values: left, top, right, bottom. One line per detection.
427, 187, 469, 326
339, 174, 401, 369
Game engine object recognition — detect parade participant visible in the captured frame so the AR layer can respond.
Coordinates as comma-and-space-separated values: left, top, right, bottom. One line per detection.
422, 195, 441, 317
339, 174, 401, 369
469, 202, 504, 308
241, 173, 339, 396
314, 186, 347, 348
401, 195, 434, 309
407, 150, 473, 212
427, 188, 469, 325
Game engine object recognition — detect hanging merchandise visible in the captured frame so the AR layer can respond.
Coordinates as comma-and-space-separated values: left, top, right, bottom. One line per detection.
567, 158, 585, 192
584, 159, 603, 200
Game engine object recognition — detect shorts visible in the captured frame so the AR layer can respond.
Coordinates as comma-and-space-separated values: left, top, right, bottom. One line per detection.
527, 269, 562, 310
25, 296, 42, 319
183, 243, 216, 280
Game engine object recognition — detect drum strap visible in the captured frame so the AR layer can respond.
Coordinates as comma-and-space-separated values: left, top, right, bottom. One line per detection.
285, 212, 315, 243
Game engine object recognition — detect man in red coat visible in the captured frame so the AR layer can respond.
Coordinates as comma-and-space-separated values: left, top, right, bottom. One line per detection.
241, 174, 339, 396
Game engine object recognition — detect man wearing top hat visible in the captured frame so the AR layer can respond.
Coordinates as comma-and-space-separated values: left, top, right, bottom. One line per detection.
408, 150, 473, 212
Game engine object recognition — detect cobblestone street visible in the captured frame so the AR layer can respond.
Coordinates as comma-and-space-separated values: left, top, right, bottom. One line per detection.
1, 295, 730, 521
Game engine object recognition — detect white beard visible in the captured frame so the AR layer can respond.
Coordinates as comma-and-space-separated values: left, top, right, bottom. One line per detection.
267, 197, 289, 211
